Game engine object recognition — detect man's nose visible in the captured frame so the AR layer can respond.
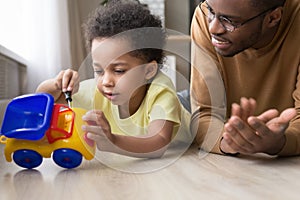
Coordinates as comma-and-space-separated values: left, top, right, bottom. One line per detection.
208, 17, 227, 34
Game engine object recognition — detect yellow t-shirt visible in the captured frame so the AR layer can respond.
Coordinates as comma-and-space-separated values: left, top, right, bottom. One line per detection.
72, 72, 192, 142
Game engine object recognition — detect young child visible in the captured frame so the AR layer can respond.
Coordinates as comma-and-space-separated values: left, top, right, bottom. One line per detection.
36, 0, 191, 158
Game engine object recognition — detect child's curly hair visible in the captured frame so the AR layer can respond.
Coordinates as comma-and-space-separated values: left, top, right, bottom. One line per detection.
83, 0, 166, 64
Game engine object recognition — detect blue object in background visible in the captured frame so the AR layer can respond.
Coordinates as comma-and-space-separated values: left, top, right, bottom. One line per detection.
0, 93, 54, 140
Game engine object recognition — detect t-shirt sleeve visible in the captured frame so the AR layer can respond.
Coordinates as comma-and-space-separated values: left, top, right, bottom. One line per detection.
149, 89, 181, 125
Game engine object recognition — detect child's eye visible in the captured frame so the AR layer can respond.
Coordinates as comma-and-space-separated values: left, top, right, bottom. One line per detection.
94, 69, 104, 75
114, 69, 126, 74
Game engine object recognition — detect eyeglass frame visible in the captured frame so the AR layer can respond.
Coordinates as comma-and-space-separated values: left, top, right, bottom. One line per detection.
199, 1, 278, 32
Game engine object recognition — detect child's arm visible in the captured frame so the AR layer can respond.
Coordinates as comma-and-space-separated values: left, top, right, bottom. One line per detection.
82, 110, 175, 158
36, 69, 79, 104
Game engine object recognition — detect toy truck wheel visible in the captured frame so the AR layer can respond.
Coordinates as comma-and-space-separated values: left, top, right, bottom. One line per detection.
53, 148, 83, 169
13, 149, 43, 169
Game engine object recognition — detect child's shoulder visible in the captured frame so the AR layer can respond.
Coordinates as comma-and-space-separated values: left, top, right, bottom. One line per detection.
151, 71, 176, 92
79, 78, 96, 88
146, 71, 178, 104
72, 79, 97, 110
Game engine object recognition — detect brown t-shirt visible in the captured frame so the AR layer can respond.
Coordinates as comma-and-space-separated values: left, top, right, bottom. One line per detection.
190, 0, 300, 156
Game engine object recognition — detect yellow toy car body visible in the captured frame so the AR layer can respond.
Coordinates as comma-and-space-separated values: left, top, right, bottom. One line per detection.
0, 94, 95, 169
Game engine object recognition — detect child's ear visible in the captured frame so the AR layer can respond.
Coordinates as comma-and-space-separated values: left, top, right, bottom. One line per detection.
145, 61, 158, 80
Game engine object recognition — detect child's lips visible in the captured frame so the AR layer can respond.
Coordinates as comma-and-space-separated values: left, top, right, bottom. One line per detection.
103, 92, 118, 100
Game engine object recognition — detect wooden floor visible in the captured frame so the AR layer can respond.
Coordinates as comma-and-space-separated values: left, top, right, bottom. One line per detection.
1, 143, 300, 200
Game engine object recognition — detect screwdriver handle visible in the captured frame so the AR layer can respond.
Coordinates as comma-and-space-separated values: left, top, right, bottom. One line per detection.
64, 91, 72, 103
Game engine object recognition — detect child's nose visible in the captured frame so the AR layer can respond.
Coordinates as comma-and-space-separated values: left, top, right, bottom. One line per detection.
102, 73, 114, 86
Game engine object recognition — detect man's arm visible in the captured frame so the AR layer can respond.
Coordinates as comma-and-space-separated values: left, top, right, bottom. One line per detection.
277, 64, 300, 156
190, 6, 227, 154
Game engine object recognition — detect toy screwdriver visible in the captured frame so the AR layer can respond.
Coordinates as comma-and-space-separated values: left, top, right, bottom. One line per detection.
64, 91, 73, 108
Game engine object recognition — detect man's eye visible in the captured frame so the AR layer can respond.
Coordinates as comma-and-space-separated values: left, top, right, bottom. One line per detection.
208, 7, 214, 14
220, 16, 240, 25
219, 16, 233, 24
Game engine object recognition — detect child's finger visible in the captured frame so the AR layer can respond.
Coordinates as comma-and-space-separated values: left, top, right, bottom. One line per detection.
54, 71, 65, 90
82, 110, 108, 126
61, 69, 78, 92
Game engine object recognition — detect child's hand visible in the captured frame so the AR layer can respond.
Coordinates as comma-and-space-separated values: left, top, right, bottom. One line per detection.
55, 69, 79, 94
36, 69, 79, 103
82, 110, 116, 151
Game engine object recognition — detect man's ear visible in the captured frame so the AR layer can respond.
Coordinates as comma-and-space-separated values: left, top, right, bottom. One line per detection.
145, 61, 158, 80
266, 7, 283, 28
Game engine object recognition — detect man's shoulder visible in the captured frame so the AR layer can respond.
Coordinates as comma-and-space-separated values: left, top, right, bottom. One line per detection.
285, 0, 300, 20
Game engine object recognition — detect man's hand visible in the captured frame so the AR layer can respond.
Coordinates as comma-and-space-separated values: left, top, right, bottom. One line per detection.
220, 98, 296, 155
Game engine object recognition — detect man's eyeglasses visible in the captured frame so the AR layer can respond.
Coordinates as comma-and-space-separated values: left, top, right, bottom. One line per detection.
199, 1, 277, 32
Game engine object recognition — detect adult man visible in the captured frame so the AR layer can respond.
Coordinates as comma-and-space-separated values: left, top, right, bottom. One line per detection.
190, 0, 300, 156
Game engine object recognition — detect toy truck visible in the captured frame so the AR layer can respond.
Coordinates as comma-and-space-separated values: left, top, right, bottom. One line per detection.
0, 93, 96, 169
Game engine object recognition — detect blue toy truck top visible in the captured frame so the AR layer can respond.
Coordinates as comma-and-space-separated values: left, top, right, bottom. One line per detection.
1, 93, 54, 140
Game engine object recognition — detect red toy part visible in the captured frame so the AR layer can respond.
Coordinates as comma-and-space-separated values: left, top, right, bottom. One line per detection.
46, 104, 75, 143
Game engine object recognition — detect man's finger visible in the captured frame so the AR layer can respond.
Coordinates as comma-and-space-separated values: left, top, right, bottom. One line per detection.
256, 109, 279, 123
266, 108, 297, 133
278, 108, 297, 123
